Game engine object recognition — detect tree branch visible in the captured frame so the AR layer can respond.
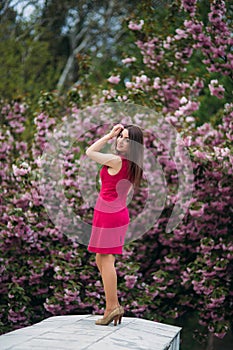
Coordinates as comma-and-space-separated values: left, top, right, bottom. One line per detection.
56, 33, 91, 92
0, 0, 11, 16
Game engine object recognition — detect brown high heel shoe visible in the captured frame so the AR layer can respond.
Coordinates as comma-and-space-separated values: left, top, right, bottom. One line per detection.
118, 305, 124, 324
95, 307, 123, 326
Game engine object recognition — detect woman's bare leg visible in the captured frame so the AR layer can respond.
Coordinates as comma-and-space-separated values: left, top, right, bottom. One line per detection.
95, 253, 102, 275
97, 253, 119, 317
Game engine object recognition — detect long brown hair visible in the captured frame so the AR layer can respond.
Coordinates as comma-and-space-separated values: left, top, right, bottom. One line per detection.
116, 124, 144, 189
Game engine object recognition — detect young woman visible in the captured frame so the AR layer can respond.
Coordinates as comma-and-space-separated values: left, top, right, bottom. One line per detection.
86, 123, 144, 326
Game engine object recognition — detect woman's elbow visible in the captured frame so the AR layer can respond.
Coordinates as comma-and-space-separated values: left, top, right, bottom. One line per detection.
86, 149, 95, 159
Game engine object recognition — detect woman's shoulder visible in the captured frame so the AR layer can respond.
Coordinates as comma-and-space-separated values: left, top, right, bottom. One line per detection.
119, 154, 127, 160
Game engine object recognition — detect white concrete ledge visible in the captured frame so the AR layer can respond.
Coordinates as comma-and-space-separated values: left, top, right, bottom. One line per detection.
0, 315, 181, 350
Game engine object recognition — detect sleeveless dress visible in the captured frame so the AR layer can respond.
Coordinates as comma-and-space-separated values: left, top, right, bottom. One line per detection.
88, 157, 131, 254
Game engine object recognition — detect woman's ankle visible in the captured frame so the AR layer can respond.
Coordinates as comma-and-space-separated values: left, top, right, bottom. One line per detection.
105, 304, 119, 312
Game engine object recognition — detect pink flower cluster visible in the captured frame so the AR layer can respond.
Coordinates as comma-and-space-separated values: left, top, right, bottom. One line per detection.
1, 96, 232, 339
106, 0, 231, 116
181, 0, 197, 17
128, 19, 144, 31
136, 38, 162, 70
100, 3, 232, 123
183, 1, 233, 76
32, 112, 56, 158
122, 57, 137, 65
107, 75, 121, 84
1, 102, 26, 134
208, 79, 225, 99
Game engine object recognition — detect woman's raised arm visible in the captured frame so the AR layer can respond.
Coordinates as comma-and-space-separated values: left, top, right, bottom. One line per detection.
86, 124, 123, 168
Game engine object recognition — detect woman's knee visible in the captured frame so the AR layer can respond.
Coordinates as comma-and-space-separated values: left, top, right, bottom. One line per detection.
95, 253, 101, 266
100, 253, 115, 265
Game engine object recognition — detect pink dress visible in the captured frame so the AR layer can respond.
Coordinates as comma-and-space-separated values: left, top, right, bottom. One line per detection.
88, 157, 131, 254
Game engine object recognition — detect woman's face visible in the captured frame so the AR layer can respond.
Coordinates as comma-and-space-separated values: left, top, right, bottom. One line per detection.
116, 128, 129, 154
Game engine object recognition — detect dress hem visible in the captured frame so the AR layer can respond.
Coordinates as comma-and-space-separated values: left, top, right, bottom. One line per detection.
88, 246, 123, 254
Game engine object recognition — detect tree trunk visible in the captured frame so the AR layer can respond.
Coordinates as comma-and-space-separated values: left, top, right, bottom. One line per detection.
57, 54, 75, 92
57, 30, 90, 92
206, 333, 214, 350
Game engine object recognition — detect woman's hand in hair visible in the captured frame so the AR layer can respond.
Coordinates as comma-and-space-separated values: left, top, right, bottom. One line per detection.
107, 124, 124, 140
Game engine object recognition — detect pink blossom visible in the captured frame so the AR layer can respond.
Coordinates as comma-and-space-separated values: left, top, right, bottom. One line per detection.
54, 266, 61, 272
153, 275, 164, 283
213, 146, 230, 159
184, 20, 203, 34
124, 275, 138, 288
183, 135, 192, 147
181, 0, 197, 16
125, 81, 134, 89
107, 75, 120, 84
175, 100, 199, 117
174, 28, 188, 40
193, 150, 207, 159
164, 256, 180, 264
165, 115, 178, 125
214, 332, 227, 339
186, 116, 195, 123
163, 36, 173, 49
189, 205, 204, 217
163, 42, 170, 49
153, 77, 160, 89
208, 79, 225, 99
122, 57, 136, 64
175, 52, 182, 59
12, 164, 31, 176
128, 19, 144, 31
180, 96, 188, 104
102, 88, 117, 99
167, 293, 176, 298
139, 74, 149, 84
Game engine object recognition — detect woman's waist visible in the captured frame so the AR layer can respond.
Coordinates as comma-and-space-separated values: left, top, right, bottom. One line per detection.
95, 195, 128, 213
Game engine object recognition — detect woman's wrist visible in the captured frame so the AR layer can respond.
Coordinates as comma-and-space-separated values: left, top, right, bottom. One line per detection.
105, 133, 113, 140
